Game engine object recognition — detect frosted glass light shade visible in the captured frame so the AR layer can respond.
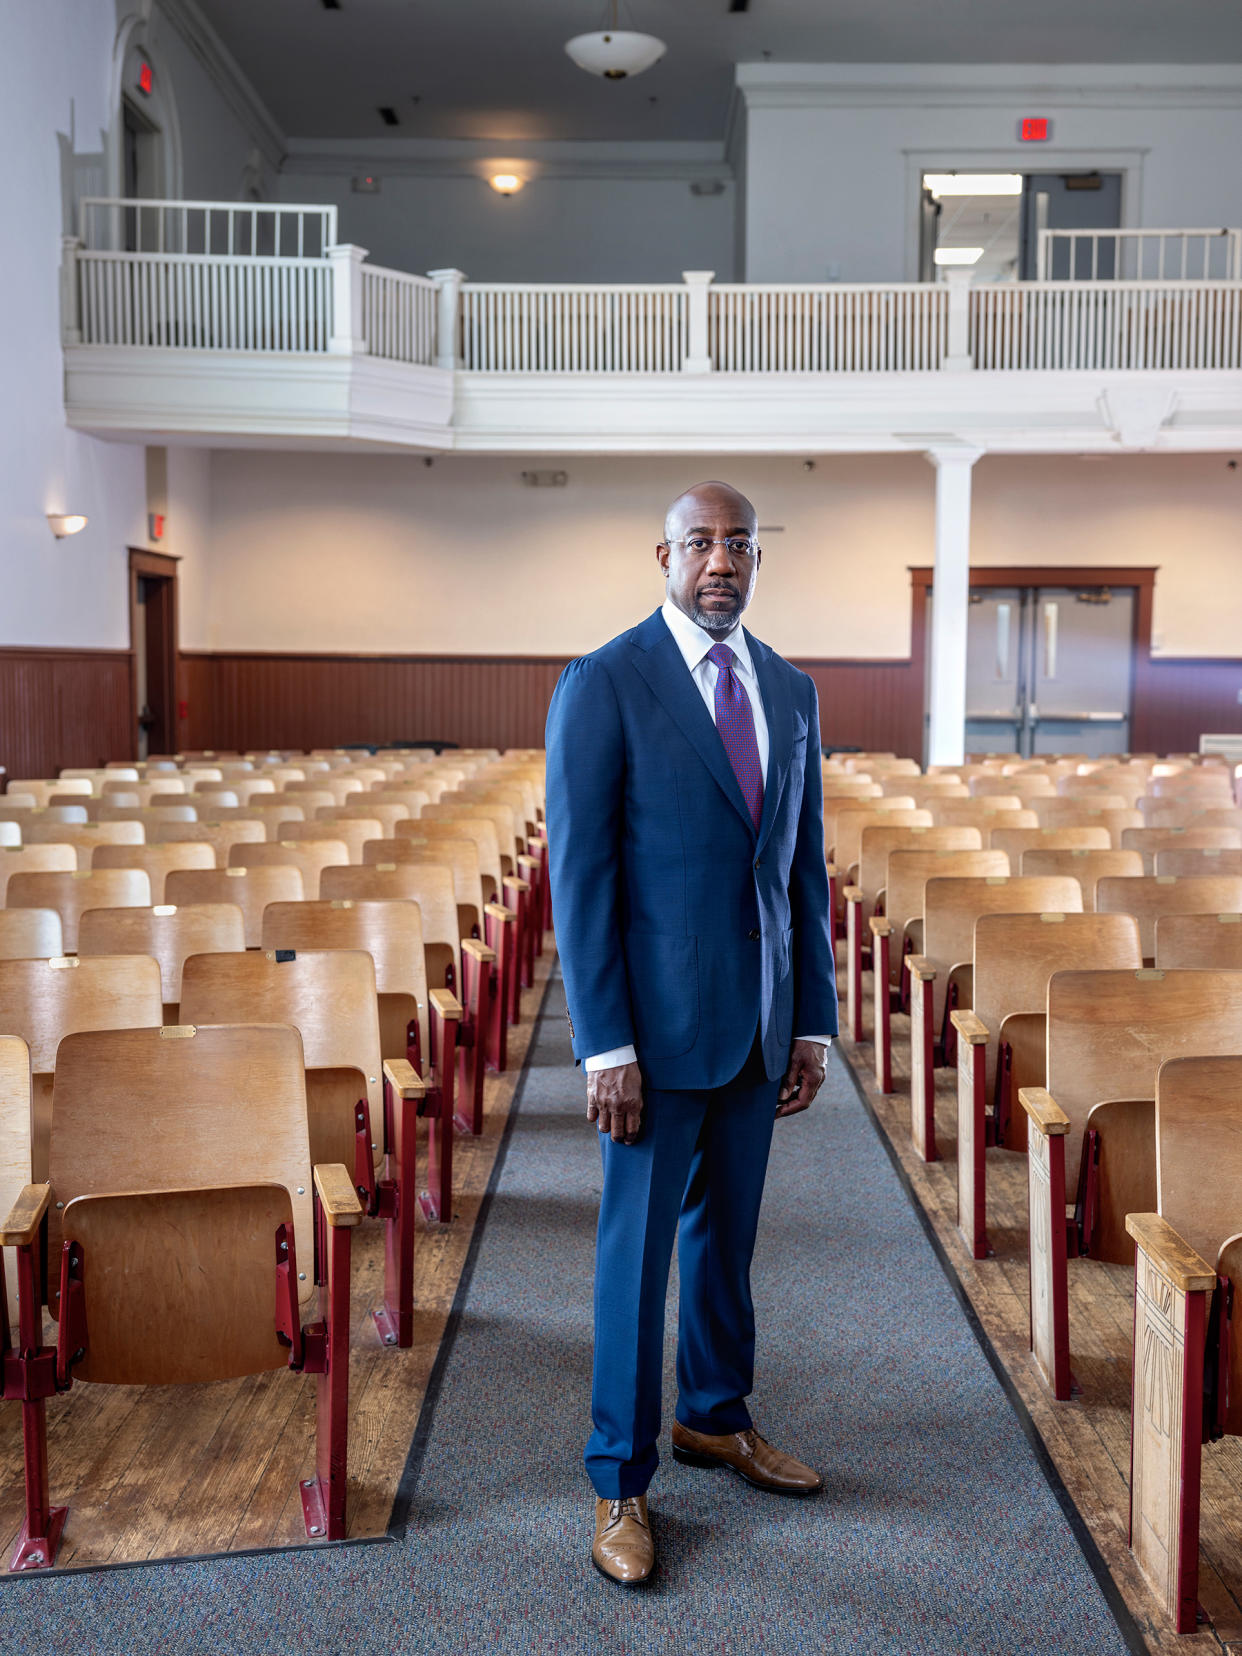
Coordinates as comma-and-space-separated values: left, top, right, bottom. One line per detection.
564, 30, 666, 79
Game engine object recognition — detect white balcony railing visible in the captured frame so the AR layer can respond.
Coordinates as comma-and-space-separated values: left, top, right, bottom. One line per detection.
1036, 226, 1242, 282
62, 201, 1242, 376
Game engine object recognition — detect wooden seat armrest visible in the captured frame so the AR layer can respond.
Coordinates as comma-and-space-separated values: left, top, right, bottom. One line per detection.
517, 854, 539, 875
1126, 1213, 1216, 1292
462, 937, 497, 965
502, 875, 531, 898
904, 954, 937, 982
0, 1183, 51, 1247
949, 1009, 989, 1044
313, 1163, 364, 1229
383, 1058, 427, 1099
842, 885, 863, 903
484, 901, 515, 924
1018, 1087, 1070, 1136
825, 861, 840, 878
429, 987, 464, 1022
868, 915, 894, 938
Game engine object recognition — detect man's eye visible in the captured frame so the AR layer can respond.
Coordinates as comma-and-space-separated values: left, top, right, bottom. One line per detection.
687, 538, 711, 552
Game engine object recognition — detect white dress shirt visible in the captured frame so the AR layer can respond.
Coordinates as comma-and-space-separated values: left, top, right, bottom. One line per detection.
584, 598, 832, 1072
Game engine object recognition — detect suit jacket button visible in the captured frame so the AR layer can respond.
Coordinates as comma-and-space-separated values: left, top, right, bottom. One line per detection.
754, 858, 761, 870
748, 928, 760, 941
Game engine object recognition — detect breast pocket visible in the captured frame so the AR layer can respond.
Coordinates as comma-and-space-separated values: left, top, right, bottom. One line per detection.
624, 932, 699, 1059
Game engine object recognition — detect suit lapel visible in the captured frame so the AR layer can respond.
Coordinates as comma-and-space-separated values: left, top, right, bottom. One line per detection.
629, 610, 756, 834
750, 631, 795, 854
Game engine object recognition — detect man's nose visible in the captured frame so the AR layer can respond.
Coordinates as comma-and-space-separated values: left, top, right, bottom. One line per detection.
705, 541, 735, 576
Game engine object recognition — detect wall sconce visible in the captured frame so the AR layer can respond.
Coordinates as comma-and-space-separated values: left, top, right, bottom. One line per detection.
47, 514, 88, 539
489, 173, 524, 195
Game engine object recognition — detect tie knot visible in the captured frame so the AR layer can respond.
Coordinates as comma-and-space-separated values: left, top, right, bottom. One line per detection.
707, 641, 735, 672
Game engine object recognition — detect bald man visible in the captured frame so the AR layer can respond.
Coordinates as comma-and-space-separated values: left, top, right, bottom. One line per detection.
545, 482, 838, 1585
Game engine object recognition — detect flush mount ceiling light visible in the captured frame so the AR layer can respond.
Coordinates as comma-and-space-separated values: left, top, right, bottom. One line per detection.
566, 0, 666, 79
924, 173, 1023, 198
489, 173, 524, 194
47, 513, 88, 538
933, 247, 984, 267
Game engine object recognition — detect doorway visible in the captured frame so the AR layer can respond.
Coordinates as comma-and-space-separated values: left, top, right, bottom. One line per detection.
918, 170, 1123, 283
129, 549, 179, 760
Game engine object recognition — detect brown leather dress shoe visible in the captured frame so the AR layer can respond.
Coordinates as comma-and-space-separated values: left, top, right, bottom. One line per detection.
671, 1422, 823, 1496
592, 1495, 655, 1585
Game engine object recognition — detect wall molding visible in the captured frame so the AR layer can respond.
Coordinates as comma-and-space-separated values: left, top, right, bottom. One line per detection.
155, 0, 287, 170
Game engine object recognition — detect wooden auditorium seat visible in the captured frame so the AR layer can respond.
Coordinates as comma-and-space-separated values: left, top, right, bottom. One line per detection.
96, 802, 199, 828
1121, 825, 1242, 874
228, 838, 350, 899
5, 869, 152, 952
903, 874, 1083, 1161
1096, 873, 1242, 962
989, 824, 1111, 865
950, 912, 1142, 1258
0, 1022, 361, 1567
91, 840, 216, 902
164, 865, 304, 947
149, 816, 267, 861
318, 802, 409, 840
1017, 968, 1242, 1401
78, 902, 246, 1020
19, 820, 145, 869
1154, 911, 1242, 970
1019, 846, 1143, 909
0, 844, 77, 901
281, 817, 382, 864
1126, 1054, 1242, 1632
407, 813, 534, 1005
0, 910, 64, 961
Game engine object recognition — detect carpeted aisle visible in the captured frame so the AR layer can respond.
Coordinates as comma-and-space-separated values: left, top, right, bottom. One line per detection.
3, 972, 1136, 1656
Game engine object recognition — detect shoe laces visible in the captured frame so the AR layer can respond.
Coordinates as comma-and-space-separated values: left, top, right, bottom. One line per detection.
607, 1497, 645, 1528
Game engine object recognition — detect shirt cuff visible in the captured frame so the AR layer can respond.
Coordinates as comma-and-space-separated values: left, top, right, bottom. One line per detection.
795, 1035, 834, 1047
584, 1044, 638, 1072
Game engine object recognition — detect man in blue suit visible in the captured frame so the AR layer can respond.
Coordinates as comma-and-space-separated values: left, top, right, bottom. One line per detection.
545, 480, 839, 1586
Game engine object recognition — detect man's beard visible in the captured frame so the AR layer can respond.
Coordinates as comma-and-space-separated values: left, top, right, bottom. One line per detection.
691, 589, 741, 632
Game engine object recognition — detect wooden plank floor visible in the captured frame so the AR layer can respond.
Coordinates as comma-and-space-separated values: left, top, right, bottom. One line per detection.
0, 952, 554, 1574
838, 959, 1242, 1656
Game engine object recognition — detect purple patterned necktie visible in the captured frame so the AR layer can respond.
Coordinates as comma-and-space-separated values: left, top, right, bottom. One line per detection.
707, 641, 764, 832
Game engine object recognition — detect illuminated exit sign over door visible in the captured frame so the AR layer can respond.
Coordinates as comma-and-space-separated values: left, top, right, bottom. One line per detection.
1019, 116, 1051, 141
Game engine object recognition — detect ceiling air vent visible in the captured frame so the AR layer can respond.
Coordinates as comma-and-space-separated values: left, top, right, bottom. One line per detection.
377, 106, 399, 127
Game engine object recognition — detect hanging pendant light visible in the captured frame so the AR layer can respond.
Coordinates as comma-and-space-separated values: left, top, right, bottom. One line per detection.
565, 0, 666, 80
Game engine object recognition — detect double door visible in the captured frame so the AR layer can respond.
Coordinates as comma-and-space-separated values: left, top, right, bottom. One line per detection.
929, 583, 1136, 759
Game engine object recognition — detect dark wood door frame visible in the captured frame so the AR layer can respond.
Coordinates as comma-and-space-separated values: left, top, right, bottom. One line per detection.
909, 565, 1158, 754
128, 548, 181, 760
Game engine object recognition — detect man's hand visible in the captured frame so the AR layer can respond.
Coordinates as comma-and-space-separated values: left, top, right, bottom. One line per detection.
777, 1040, 828, 1119
587, 1061, 644, 1145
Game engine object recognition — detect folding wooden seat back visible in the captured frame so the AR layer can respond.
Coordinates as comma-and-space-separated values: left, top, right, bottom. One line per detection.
262, 898, 430, 1077
2, 805, 86, 827
319, 802, 410, 839
0, 1035, 32, 1325
1096, 873, 1242, 962
0, 909, 64, 961
1186, 805, 1242, 832
450, 782, 536, 837
1154, 911, 1242, 970
902, 781, 970, 808
854, 824, 979, 920
1126, 1054, 1242, 1630
273, 788, 337, 817
9, 780, 90, 807
164, 864, 304, 948
831, 803, 921, 875
1030, 799, 1143, 845
20, 820, 145, 868
883, 846, 1005, 950
1141, 802, 1206, 831
1121, 825, 1242, 875
279, 818, 381, 865
970, 775, 1055, 801
227, 839, 348, 902
367, 788, 431, 821
413, 807, 511, 887
180, 948, 382, 1178
929, 800, 1035, 833
379, 835, 486, 941
149, 818, 265, 860
321, 861, 461, 992
78, 902, 247, 1019
191, 787, 241, 809
990, 825, 1110, 866
68, 792, 140, 815
5, 869, 152, 952
1019, 846, 1143, 909
0, 953, 163, 1178
284, 776, 363, 807
1151, 773, 1234, 801
97, 803, 199, 828
0, 844, 77, 902
91, 840, 216, 902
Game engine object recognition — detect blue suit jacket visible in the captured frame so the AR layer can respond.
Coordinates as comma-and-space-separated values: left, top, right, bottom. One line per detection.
545, 607, 838, 1092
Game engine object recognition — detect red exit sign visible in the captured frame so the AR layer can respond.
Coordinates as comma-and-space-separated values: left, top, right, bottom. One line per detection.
1020, 116, 1051, 141
138, 61, 153, 95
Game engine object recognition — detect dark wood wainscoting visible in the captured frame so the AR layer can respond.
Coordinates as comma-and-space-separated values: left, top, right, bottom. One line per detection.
0, 647, 133, 782
1135, 658, 1242, 754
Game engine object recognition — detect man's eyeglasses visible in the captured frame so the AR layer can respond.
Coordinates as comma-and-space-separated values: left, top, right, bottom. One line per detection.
666, 537, 760, 559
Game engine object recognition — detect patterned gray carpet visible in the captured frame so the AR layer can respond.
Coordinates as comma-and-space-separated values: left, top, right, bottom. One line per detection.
1, 971, 1139, 1656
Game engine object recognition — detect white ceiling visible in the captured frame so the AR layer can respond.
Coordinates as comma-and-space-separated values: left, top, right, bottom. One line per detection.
193, 0, 1242, 145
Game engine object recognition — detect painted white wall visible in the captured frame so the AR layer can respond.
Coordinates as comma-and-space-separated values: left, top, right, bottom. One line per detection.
201, 449, 1242, 662
739, 65, 1242, 282
275, 166, 735, 283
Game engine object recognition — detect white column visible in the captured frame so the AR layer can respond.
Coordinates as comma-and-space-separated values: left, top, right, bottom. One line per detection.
925, 446, 984, 768
60, 235, 83, 345
681, 269, 714, 373
942, 267, 974, 372
428, 268, 466, 371
327, 243, 368, 355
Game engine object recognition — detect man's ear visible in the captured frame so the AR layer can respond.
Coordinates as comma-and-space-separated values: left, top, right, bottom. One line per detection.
656, 542, 670, 574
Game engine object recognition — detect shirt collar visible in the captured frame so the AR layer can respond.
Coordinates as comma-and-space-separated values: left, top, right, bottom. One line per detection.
661, 597, 753, 677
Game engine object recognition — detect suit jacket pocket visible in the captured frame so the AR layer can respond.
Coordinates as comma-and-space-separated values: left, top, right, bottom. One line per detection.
624, 932, 699, 1059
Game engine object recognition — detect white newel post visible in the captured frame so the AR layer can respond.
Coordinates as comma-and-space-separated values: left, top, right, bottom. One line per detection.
681, 270, 714, 374
943, 267, 974, 372
61, 235, 82, 345
428, 268, 466, 371
327, 243, 368, 355
925, 446, 984, 767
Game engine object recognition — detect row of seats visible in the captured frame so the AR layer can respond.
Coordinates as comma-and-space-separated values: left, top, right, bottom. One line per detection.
0, 744, 549, 1571
825, 747, 1242, 1635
